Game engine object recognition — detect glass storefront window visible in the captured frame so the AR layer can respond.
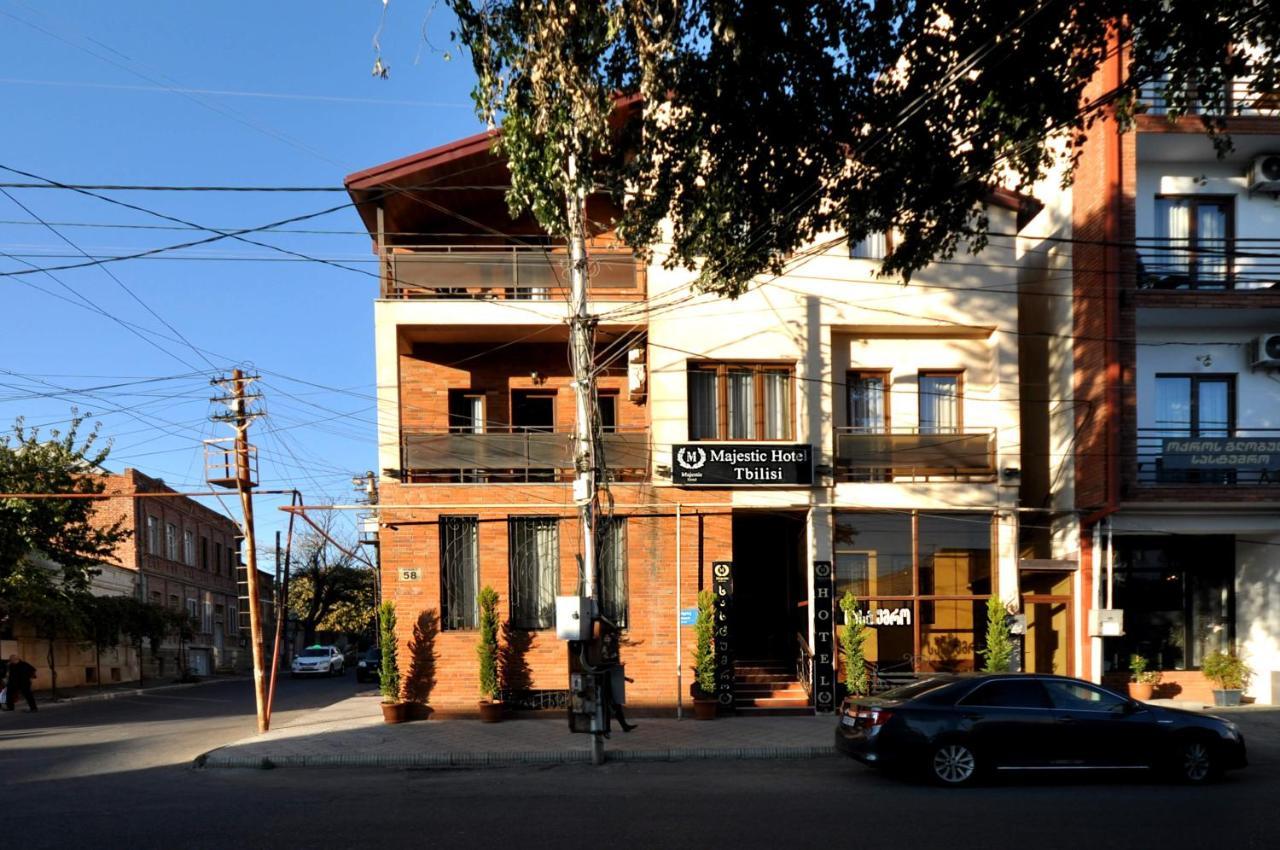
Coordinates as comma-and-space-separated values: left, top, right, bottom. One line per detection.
834, 512, 913, 598
920, 599, 988, 673
1109, 536, 1234, 672
842, 599, 916, 673
919, 513, 992, 596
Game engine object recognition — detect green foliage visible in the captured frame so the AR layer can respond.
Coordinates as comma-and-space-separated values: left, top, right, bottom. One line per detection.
476, 586, 500, 701
1129, 653, 1163, 685
1202, 651, 1252, 691
378, 600, 400, 703
287, 519, 375, 644
118, 597, 172, 658
979, 596, 1016, 673
838, 592, 869, 697
447, 1, 1280, 296
0, 414, 129, 599
693, 589, 716, 696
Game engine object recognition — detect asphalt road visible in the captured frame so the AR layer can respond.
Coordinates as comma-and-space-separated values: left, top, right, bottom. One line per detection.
2, 681, 1277, 850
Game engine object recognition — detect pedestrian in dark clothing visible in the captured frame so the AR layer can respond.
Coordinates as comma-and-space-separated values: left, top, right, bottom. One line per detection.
3, 654, 37, 712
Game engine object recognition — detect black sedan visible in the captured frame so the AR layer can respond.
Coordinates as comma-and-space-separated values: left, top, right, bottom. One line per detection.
835, 673, 1247, 786
355, 648, 381, 683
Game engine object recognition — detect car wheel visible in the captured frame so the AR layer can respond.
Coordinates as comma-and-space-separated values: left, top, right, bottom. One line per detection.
1175, 738, 1221, 784
929, 742, 980, 787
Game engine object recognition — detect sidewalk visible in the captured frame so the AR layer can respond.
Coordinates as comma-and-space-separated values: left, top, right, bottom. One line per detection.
197, 694, 837, 769
15, 674, 249, 709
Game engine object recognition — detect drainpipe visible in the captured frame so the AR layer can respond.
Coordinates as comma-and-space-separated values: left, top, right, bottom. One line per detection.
675, 502, 683, 720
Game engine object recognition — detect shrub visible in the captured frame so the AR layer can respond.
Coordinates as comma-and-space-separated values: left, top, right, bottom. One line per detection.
838, 592, 869, 696
1202, 651, 1251, 691
476, 586, 500, 701
1129, 654, 1162, 686
979, 596, 1016, 673
693, 589, 715, 697
378, 600, 400, 703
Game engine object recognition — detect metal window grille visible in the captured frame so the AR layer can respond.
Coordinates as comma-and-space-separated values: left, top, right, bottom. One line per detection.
508, 517, 559, 630
440, 516, 479, 630
597, 518, 628, 629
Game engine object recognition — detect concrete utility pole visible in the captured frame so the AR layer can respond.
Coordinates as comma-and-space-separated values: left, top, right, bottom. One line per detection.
209, 369, 269, 733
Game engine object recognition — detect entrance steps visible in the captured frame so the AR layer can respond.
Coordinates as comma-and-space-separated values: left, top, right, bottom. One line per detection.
733, 660, 814, 716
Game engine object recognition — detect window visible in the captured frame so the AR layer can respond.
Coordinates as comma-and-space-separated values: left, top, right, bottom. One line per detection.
146, 516, 161, 554
228, 605, 239, 634
687, 363, 793, 441
1154, 375, 1234, 437
1044, 680, 1128, 712
202, 599, 213, 633
149, 591, 162, 605
214, 541, 223, 576
511, 390, 555, 433
918, 372, 961, 434
959, 679, 1052, 709
508, 517, 559, 629
847, 371, 889, 432
168, 594, 179, 609
228, 546, 236, 574
597, 391, 618, 433
1153, 196, 1233, 289
440, 516, 480, 630
919, 514, 992, 596
165, 523, 178, 561
850, 231, 889, 260
183, 530, 196, 566
448, 390, 486, 433
186, 598, 198, 622
597, 517, 628, 629
200, 537, 209, 571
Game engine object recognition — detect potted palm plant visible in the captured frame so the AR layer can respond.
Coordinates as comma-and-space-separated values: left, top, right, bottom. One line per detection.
1202, 651, 1251, 707
378, 600, 408, 723
692, 590, 717, 720
476, 586, 503, 722
1127, 654, 1162, 701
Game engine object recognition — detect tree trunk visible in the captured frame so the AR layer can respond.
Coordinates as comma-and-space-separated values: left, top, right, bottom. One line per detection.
136, 638, 145, 687
47, 636, 58, 701
95, 644, 102, 691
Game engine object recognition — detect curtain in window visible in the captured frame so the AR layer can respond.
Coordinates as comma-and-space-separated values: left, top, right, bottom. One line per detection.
687, 370, 718, 440
1154, 376, 1191, 434
726, 369, 756, 439
1155, 198, 1190, 280
509, 518, 559, 629
761, 371, 790, 439
849, 376, 886, 432
1196, 203, 1228, 286
598, 518, 628, 628
1197, 380, 1230, 435
441, 517, 479, 630
851, 232, 887, 260
918, 376, 958, 434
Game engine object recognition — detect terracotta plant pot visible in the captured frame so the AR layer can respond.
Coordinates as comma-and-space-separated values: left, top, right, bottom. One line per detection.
381, 702, 409, 724
694, 699, 717, 721
1128, 682, 1154, 701
478, 700, 504, 723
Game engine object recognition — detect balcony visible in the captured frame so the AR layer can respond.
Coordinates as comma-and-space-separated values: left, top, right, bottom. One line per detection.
400, 427, 650, 483
834, 428, 996, 483
381, 245, 643, 301
1139, 76, 1280, 118
1136, 428, 1280, 486
1136, 239, 1280, 291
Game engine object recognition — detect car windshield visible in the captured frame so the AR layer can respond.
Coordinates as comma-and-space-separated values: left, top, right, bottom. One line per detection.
300, 648, 329, 658
877, 677, 956, 701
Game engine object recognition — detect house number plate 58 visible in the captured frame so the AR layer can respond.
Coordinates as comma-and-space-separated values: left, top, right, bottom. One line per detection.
398, 568, 421, 582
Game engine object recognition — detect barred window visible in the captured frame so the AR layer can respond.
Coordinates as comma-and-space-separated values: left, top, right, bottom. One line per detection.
440, 516, 479, 630
508, 517, 559, 629
598, 517, 628, 629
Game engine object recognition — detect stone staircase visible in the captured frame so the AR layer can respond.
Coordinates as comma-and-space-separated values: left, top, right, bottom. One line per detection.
733, 659, 814, 716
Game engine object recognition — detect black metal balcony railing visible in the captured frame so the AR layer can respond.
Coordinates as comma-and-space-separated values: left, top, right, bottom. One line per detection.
400, 427, 650, 483
1136, 428, 1280, 486
1137, 238, 1280, 291
1139, 76, 1280, 118
834, 427, 996, 482
381, 245, 642, 301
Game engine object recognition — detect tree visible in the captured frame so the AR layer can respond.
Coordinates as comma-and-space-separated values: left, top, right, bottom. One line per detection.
6, 567, 86, 700
169, 608, 196, 681
81, 595, 128, 690
979, 595, 1017, 673
838, 591, 870, 697
445, 1, 1279, 295
378, 600, 400, 703
286, 517, 376, 645
692, 589, 715, 697
0, 414, 129, 599
119, 597, 171, 687
476, 586, 500, 702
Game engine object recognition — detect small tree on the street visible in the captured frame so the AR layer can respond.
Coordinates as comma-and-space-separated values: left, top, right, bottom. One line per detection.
169, 608, 196, 681
476, 586, 500, 703
979, 596, 1017, 673
287, 515, 375, 646
693, 589, 715, 698
119, 598, 172, 686
378, 600, 400, 704
7, 568, 86, 700
838, 592, 870, 697
82, 595, 127, 690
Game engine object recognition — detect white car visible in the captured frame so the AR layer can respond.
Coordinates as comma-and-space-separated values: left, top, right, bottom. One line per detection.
291, 645, 345, 677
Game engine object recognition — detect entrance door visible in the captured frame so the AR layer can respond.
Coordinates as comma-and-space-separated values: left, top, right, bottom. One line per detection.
730, 512, 806, 662
1023, 597, 1072, 675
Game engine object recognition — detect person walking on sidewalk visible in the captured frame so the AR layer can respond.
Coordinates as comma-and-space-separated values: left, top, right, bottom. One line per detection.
2, 654, 37, 712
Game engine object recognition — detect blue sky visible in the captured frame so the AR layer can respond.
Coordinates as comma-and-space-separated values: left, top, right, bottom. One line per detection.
0, 1, 485, 549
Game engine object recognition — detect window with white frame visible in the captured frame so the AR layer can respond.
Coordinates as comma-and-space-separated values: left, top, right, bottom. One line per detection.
146, 516, 161, 555
850, 231, 889, 260
687, 362, 794, 441
183, 530, 196, 566
166, 523, 179, 561
918, 372, 962, 435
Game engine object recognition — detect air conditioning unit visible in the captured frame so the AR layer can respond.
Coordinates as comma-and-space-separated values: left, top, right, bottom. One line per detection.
1248, 333, 1280, 368
1247, 153, 1280, 193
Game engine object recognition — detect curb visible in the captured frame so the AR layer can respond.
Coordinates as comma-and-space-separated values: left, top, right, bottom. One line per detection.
196, 744, 836, 770
34, 676, 252, 709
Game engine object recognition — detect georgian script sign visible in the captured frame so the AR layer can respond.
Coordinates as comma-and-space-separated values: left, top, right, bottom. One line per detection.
1162, 438, 1280, 473
712, 561, 734, 709
850, 607, 914, 627
672, 443, 814, 486
812, 561, 836, 713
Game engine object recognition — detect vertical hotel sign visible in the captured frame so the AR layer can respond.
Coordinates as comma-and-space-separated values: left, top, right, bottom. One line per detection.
712, 561, 734, 709
812, 561, 836, 713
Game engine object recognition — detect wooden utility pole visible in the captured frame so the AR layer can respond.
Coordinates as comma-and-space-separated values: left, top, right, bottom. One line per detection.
209, 368, 269, 733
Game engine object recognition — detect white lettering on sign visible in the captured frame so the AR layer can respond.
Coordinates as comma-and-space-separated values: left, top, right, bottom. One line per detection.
851, 607, 913, 627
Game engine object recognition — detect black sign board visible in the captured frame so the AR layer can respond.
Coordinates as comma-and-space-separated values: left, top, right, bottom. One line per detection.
712, 561, 734, 710
812, 561, 836, 713
672, 443, 814, 486
1162, 437, 1280, 475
